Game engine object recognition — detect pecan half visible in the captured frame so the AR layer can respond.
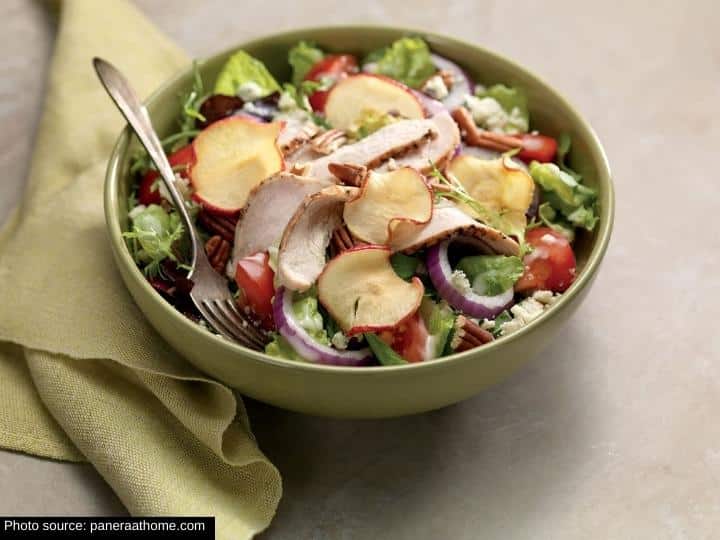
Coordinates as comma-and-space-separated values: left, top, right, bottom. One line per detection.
205, 235, 231, 274
451, 315, 494, 352
197, 210, 237, 243
451, 107, 523, 152
327, 162, 368, 187
331, 224, 363, 256
311, 129, 348, 155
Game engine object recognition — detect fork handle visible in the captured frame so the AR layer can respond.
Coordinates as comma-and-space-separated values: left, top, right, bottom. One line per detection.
93, 57, 206, 270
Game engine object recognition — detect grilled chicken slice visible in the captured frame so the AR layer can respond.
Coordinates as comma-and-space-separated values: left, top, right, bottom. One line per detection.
277, 185, 358, 291
390, 199, 520, 256
227, 172, 331, 277
303, 118, 437, 182
378, 111, 460, 173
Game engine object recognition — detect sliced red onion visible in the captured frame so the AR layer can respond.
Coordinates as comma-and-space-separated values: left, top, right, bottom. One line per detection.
426, 239, 513, 319
430, 53, 472, 111
412, 89, 447, 117
272, 287, 373, 366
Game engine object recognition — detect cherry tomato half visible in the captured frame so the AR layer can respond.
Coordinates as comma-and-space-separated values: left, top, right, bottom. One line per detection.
378, 312, 429, 363
304, 54, 358, 112
138, 144, 195, 205
517, 134, 558, 164
235, 251, 276, 329
515, 227, 576, 293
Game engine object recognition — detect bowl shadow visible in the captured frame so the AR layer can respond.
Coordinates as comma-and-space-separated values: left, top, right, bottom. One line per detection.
250, 322, 595, 540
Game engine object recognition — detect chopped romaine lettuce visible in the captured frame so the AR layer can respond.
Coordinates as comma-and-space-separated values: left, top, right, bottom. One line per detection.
365, 333, 408, 365
348, 108, 400, 139
214, 50, 280, 98
370, 37, 436, 89
390, 252, 420, 280
537, 202, 575, 242
529, 161, 599, 231
123, 204, 187, 277
419, 297, 456, 358
556, 133, 582, 182
292, 291, 331, 346
265, 334, 305, 361
288, 41, 324, 86
456, 255, 524, 296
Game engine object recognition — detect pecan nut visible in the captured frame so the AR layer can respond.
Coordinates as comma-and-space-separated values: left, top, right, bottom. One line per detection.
451, 315, 494, 352
451, 107, 522, 152
197, 210, 237, 243
327, 162, 368, 187
331, 224, 363, 256
205, 235, 231, 274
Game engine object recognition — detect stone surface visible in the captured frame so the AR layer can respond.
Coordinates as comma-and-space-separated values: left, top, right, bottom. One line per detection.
1, 0, 719, 538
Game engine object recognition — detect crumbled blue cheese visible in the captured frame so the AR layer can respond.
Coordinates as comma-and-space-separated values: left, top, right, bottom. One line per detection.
278, 90, 299, 111
500, 295, 556, 336
422, 74, 449, 100
236, 81, 265, 102
450, 269, 472, 294
463, 94, 528, 134
532, 289, 558, 305
157, 173, 191, 203
480, 319, 495, 331
331, 332, 349, 350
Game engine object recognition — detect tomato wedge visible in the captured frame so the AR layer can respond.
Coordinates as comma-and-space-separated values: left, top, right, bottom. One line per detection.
378, 312, 429, 363
234, 251, 276, 329
138, 144, 195, 205
304, 54, 358, 112
515, 227, 576, 293
517, 134, 558, 164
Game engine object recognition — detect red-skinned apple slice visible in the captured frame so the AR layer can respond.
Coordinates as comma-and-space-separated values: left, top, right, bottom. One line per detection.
317, 245, 424, 335
190, 117, 284, 214
343, 167, 433, 245
324, 74, 425, 131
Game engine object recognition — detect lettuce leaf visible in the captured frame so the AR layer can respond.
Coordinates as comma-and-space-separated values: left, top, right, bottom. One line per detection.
537, 202, 575, 242
265, 334, 305, 362
529, 161, 599, 232
371, 37, 436, 89
123, 204, 186, 277
456, 255, 524, 296
214, 50, 280, 98
419, 298, 456, 358
556, 133, 582, 182
288, 41, 324, 86
292, 291, 331, 346
390, 253, 420, 280
365, 333, 408, 365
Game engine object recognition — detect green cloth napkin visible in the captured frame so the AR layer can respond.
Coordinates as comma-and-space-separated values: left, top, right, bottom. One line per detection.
0, 0, 281, 537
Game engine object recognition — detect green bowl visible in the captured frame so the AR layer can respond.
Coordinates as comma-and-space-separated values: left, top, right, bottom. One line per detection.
105, 26, 613, 418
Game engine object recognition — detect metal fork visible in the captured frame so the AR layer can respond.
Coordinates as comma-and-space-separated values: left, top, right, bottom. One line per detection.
93, 58, 268, 350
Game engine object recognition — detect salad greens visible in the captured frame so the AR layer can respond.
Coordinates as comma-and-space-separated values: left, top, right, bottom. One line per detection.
214, 50, 280, 98
288, 41, 324, 85
291, 291, 331, 346
365, 333, 408, 365
348, 108, 400, 139
419, 298, 456, 357
368, 37, 436, 89
537, 202, 576, 242
123, 204, 187, 277
556, 133, 582, 182
529, 161, 598, 231
390, 253, 421, 280
456, 255, 524, 296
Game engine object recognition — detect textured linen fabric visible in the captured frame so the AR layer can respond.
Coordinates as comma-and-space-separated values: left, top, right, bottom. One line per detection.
0, 0, 281, 537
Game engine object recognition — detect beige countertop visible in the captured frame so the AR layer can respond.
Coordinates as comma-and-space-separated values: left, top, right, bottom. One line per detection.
1, 0, 719, 538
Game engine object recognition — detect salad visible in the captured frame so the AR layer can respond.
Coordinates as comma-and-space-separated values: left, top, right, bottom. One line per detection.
125, 37, 599, 366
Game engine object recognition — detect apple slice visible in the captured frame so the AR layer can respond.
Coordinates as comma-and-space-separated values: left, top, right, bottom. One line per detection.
324, 74, 425, 131
447, 154, 535, 232
317, 245, 424, 335
190, 117, 284, 214
343, 167, 433, 245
